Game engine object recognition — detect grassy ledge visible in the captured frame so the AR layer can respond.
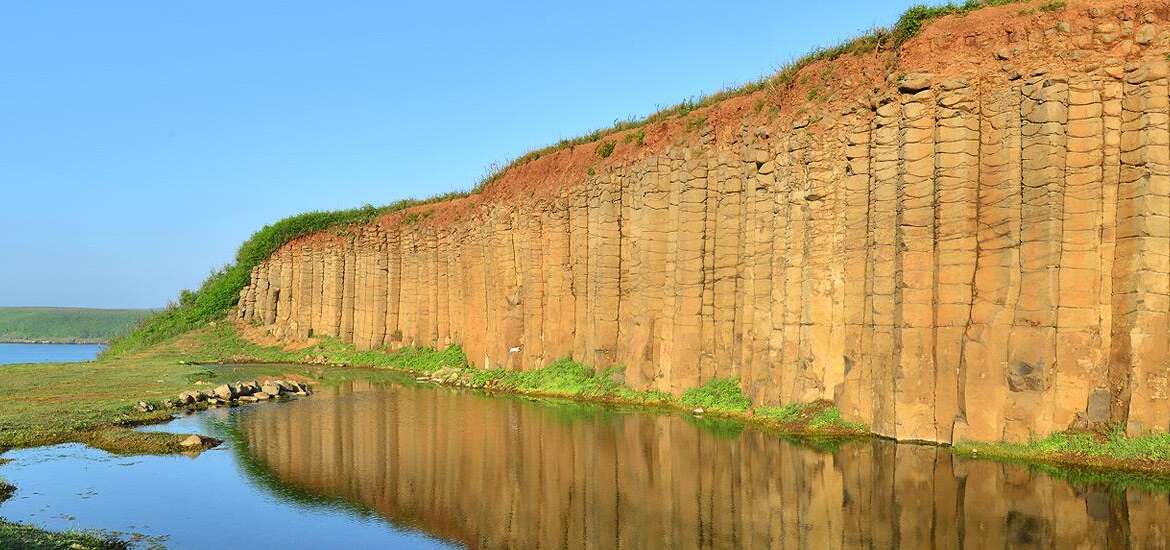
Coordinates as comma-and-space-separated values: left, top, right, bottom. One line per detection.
954, 427, 1170, 479
106, 0, 1054, 360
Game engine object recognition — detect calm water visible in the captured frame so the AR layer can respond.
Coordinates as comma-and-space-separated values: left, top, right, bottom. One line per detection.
2, 374, 1170, 549
0, 342, 104, 364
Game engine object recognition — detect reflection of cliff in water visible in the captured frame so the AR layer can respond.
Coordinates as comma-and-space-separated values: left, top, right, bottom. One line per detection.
236, 381, 1170, 549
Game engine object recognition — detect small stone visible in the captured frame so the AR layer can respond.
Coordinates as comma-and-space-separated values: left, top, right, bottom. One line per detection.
136, 401, 154, 413
239, 395, 258, 403
180, 435, 204, 448
994, 48, 1012, 60
1135, 24, 1156, 45
898, 73, 933, 93
692, 407, 705, 416
1056, 21, 1072, 34
254, 392, 271, 400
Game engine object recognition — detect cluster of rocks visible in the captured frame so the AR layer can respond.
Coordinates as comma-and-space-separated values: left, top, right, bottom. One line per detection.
170, 379, 312, 408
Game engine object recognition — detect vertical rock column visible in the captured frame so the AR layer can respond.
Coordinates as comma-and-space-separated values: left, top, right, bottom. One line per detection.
1006, 73, 1068, 441
896, 78, 938, 441
1112, 62, 1170, 435
867, 95, 901, 438
1056, 75, 1108, 430
933, 78, 980, 441
838, 108, 873, 425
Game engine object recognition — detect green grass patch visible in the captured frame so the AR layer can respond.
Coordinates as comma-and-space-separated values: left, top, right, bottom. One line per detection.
0, 521, 128, 550
756, 401, 867, 433
596, 141, 615, 158
954, 426, 1170, 463
680, 377, 751, 412
186, 323, 466, 373
623, 129, 645, 146
808, 407, 866, 431
468, 358, 672, 404
757, 403, 805, 423
0, 307, 153, 344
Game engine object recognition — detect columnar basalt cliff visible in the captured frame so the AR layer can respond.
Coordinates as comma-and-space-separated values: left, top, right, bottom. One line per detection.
239, 1, 1170, 444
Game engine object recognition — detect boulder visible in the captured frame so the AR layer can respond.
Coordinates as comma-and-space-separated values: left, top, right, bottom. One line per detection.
234, 382, 256, 396
214, 384, 235, 400
261, 383, 281, 395
254, 392, 271, 400
177, 391, 199, 404
136, 401, 155, 413
180, 435, 204, 448
275, 380, 296, 393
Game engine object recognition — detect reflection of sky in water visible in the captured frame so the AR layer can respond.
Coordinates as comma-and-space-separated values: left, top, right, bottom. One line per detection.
0, 408, 455, 549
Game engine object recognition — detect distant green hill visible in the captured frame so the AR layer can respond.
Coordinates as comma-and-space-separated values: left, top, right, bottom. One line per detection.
0, 307, 154, 344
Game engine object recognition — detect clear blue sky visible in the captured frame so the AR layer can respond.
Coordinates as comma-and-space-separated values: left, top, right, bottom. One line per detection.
2, 1, 934, 309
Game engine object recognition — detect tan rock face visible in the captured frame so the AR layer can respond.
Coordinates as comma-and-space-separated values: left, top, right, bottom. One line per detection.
239, 2, 1170, 444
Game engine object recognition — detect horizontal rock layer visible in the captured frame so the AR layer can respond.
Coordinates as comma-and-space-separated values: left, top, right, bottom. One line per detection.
241, 4, 1170, 443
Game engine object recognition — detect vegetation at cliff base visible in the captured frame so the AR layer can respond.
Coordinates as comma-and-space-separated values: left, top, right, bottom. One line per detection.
954, 426, 1170, 464
465, 358, 672, 403
680, 378, 752, 412
0, 307, 152, 344
756, 401, 866, 432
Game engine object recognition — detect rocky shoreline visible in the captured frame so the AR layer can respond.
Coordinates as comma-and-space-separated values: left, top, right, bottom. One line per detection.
166, 378, 313, 410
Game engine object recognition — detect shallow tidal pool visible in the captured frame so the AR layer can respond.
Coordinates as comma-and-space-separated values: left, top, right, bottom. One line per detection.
2, 375, 1170, 549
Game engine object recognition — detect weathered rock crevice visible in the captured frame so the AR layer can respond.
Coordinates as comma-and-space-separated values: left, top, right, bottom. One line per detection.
238, 1, 1170, 443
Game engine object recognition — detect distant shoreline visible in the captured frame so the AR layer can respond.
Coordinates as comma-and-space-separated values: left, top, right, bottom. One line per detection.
0, 339, 108, 345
